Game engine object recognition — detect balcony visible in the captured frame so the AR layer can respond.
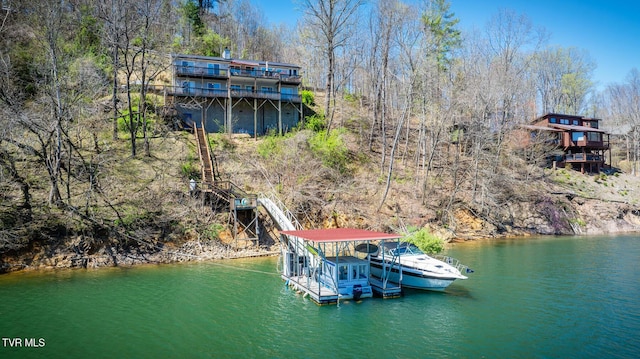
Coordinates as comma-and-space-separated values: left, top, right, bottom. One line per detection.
230, 88, 280, 100
564, 153, 604, 163
572, 139, 609, 149
174, 64, 301, 84
175, 65, 229, 79
230, 69, 301, 84
565, 139, 609, 150
279, 74, 302, 84
166, 85, 301, 102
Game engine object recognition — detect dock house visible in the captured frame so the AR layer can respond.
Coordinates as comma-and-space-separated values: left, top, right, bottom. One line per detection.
279, 228, 403, 305
169, 50, 303, 136
523, 113, 611, 173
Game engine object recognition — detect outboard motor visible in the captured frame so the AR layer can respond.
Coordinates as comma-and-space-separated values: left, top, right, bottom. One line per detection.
353, 285, 363, 301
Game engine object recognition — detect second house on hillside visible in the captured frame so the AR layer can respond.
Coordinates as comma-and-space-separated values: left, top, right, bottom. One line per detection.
522, 113, 611, 173
169, 50, 303, 136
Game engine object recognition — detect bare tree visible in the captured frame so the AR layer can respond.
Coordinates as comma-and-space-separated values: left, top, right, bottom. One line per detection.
415, 0, 461, 210
0, 4, 31, 218
366, 0, 403, 167
532, 46, 595, 114
136, 0, 167, 157
606, 68, 640, 175
301, 0, 364, 134
98, 0, 129, 141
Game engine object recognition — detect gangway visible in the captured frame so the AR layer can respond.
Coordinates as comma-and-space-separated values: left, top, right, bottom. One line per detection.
257, 194, 316, 270
257, 194, 302, 231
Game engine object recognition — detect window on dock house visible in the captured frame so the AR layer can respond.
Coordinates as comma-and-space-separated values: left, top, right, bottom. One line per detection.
338, 265, 348, 281
353, 264, 367, 280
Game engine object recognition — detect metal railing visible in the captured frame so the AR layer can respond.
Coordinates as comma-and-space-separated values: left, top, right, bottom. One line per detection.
433, 255, 475, 275
258, 193, 303, 231
174, 64, 301, 83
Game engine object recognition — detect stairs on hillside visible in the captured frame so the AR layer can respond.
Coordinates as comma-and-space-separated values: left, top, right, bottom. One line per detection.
194, 126, 216, 187
193, 126, 259, 242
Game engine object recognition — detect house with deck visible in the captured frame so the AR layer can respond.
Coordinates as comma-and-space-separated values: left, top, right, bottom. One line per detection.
522, 113, 611, 173
169, 50, 303, 136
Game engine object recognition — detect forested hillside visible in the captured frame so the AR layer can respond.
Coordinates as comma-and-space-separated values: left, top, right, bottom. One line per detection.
1, 0, 639, 272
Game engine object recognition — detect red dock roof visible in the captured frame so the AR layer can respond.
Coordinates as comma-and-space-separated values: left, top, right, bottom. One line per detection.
279, 228, 400, 243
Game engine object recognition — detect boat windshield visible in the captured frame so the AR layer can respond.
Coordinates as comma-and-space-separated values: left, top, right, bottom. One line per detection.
389, 243, 423, 256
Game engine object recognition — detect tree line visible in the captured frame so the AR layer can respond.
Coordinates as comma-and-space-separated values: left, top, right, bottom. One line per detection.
0, 0, 639, 247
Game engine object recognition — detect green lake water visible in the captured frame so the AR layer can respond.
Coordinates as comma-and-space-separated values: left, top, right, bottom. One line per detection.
1, 234, 639, 358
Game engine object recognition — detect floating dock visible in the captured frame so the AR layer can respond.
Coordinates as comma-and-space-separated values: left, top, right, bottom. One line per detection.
369, 276, 402, 298
279, 228, 403, 305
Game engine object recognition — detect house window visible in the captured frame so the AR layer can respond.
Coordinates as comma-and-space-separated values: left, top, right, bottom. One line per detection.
587, 132, 601, 142
549, 117, 557, 123
181, 81, 194, 94
261, 86, 274, 93
208, 63, 220, 76
180, 61, 194, 74
572, 119, 579, 125
572, 132, 585, 142
560, 118, 570, 125
591, 121, 599, 129
207, 82, 220, 94
230, 85, 241, 91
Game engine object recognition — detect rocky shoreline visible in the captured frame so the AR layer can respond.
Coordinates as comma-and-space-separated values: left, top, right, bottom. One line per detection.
2, 208, 638, 275
0, 237, 280, 274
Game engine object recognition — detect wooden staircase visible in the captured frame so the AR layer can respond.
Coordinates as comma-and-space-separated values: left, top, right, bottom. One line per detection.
194, 126, 217, 187
193, 126, 259, 243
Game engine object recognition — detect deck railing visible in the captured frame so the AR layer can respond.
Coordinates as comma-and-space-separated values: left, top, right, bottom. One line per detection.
174, 64, 301, 83
175, 65, 229, 78
166, 85, 301, 102
564, 153, 603, 162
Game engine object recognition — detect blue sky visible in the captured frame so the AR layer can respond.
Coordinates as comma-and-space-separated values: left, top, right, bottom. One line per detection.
251, 0, 639, 89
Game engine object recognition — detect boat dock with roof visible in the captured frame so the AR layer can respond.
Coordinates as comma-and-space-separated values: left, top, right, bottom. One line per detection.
279, 228, 403, 305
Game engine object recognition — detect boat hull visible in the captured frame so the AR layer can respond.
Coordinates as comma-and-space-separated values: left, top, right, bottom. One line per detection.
370, 259, 459, 291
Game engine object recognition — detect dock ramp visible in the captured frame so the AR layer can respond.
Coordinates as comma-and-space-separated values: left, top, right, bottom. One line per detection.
257, 194, 319, 274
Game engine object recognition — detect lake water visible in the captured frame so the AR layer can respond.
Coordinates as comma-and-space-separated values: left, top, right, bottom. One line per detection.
1, 234, 639, 358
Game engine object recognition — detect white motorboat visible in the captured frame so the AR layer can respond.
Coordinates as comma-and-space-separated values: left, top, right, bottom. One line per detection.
369, 241, 472, 291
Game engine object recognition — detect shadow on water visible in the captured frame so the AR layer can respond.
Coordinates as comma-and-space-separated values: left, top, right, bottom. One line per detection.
401, 284, 475, 299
